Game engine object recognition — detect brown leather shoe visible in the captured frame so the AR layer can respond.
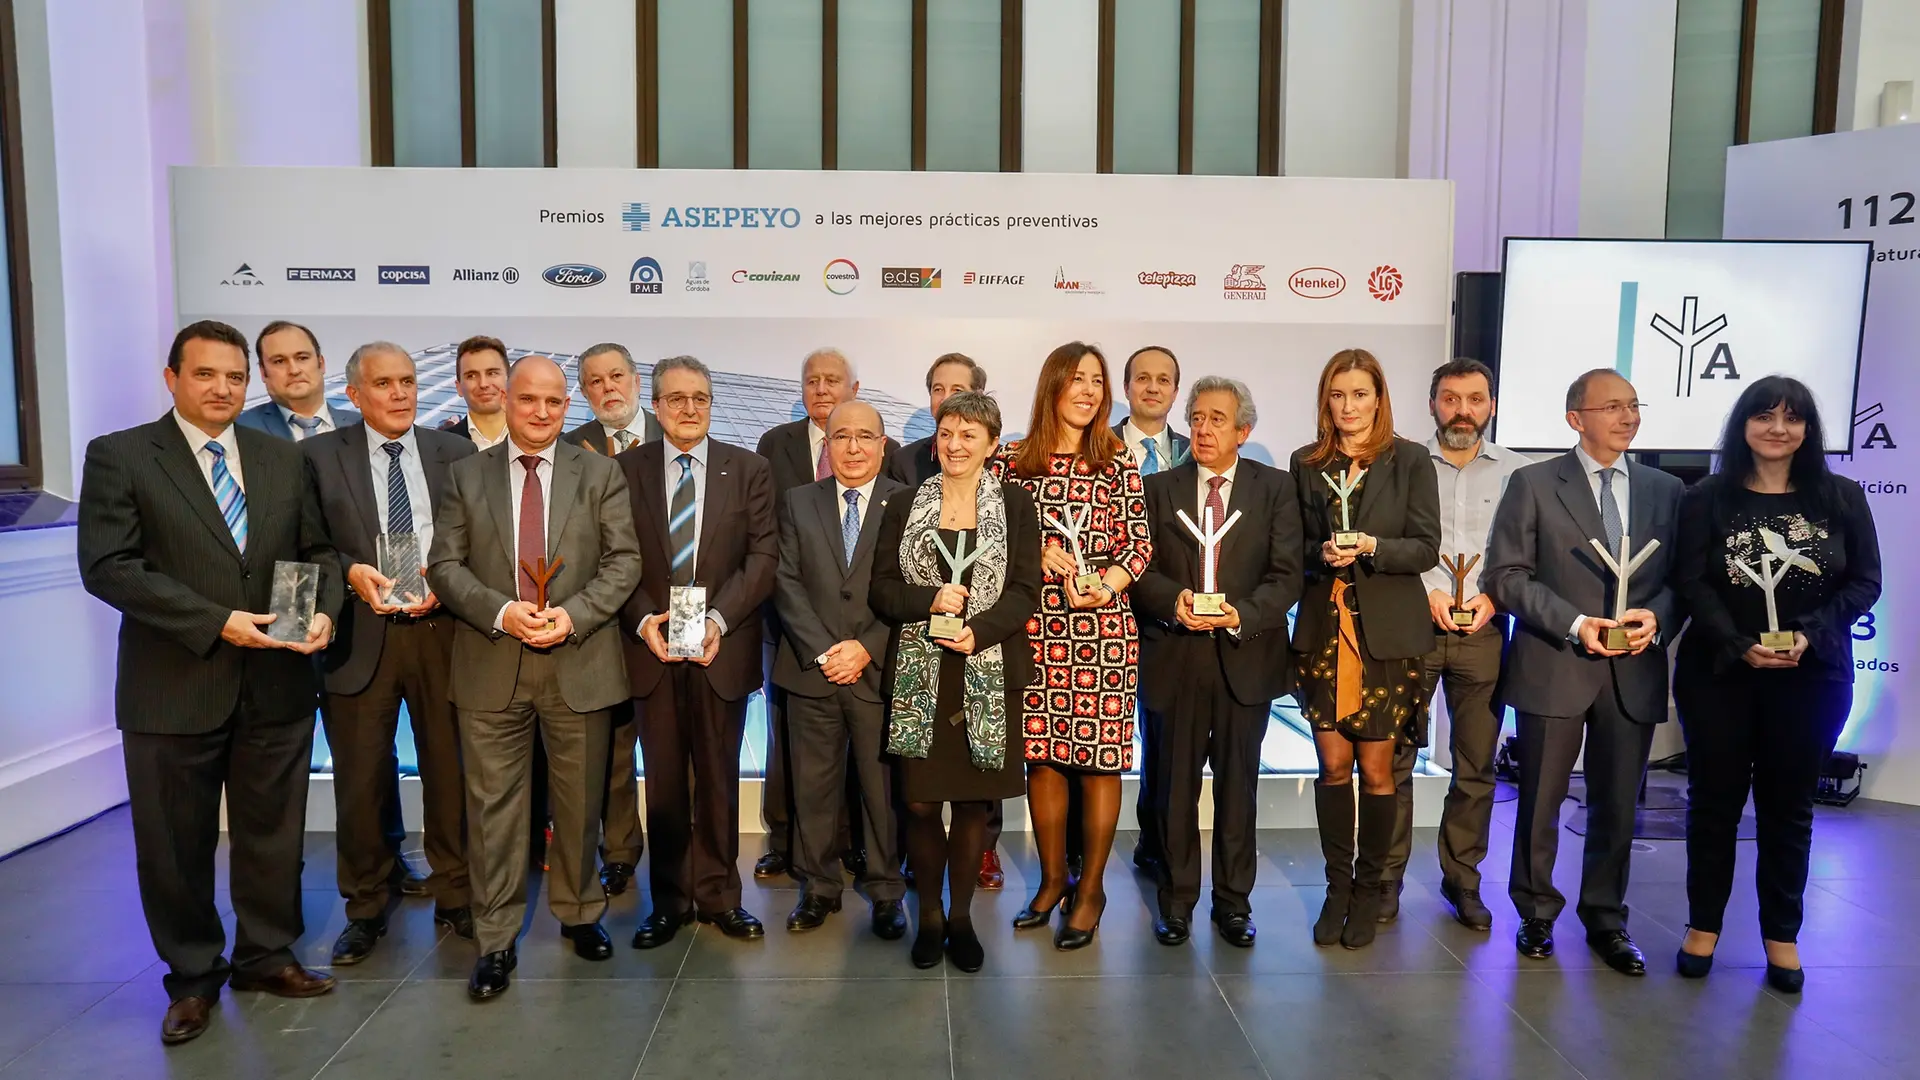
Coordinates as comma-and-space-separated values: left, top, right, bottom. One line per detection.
161, 995, 212, 1045
229, 964, 336, 998
978, 850, 1005, 891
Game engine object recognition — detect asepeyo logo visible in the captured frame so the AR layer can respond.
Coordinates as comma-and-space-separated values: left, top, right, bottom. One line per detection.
659, 205, 803, 229
1223, 264, 1266, 300
824, 259, 861, 294
621, 202, 651, 231
629, 257, 664, 295
378, 265, 430, 285
542, 263, 606, 288
1367, 265, 1404, 301
1289, 268, 1345, 298
1137, 271, 1197, 289
1614, 284, 1741, 397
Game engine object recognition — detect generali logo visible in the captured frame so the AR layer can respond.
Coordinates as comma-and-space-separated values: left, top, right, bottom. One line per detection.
1289, 268, 1345, 299
1137, 270, 1197, 289
1367, 265, 1404, 301
1223, 264, 1266, 300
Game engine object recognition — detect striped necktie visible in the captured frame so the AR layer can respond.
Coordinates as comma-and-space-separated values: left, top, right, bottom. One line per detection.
205, 440, 248, 552
383, 442, 413, 534
670, 453, 697, 585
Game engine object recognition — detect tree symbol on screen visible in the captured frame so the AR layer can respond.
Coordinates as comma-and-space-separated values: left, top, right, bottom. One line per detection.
1650, 296, 1738, 397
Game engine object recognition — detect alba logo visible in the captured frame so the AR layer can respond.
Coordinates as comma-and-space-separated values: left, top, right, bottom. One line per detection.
542, 263, 605, 288
1289, 268, 1345, 299
824, 258, 860, 294
221, 263, 263, 287
629, 257, 664, 295
881, 267, 941, 289
1367, 265, 1404, 301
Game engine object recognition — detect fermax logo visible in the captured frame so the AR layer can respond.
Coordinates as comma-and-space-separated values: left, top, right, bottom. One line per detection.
378, 265, 430, 285
1289, 268, 1345, 298
1137, 271, 1197, 289
629, 257, 664, 295
824, 259, 861, 294
542, 263, 605, 288
287, 267, 354, 282
882, 267, 941, 289
1223, 264, 1266, 300
1614, 284, 1741, 396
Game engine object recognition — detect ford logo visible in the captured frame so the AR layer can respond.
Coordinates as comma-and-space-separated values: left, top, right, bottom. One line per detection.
543, 263, 606, 288
1288, 267, 1346, 299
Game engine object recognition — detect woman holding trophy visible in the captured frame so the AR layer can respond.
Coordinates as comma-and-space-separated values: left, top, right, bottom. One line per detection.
1289, 349, 1441, 948
870, 391, 1041, 972
993, 341, 1153, 949
1672, 376, 1881, 993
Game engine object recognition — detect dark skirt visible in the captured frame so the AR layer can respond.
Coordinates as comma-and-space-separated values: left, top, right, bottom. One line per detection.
1292, 580, 1429, 745
898, 644, 1028, 803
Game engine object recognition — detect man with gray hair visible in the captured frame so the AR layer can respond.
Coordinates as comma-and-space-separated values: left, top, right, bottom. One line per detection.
564, 342, 663, 457
302, 341, 479, 963
1131, 375, 1302, 948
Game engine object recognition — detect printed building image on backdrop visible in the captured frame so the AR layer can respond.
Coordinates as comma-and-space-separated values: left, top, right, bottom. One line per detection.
171, 166, 1455, 796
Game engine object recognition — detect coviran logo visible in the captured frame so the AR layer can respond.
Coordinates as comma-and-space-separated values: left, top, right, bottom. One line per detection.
1289, 268, 1345, 299
733, 269, 802, 284
1137, 271, 1197, 289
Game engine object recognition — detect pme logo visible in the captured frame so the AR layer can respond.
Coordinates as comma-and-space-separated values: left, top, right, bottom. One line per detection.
629, 257, 664, 294
1616, 284, 1740, 396
542, 263, 605, 288
377, 265, 430, 285
824, 259, 860, 294
621, 202, 651, 232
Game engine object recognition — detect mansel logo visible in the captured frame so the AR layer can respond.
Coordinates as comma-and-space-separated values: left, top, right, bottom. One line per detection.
1289, 268, 1345, 298
659, 205, 802, 229
378, 265, 430, 285
542, 263, 605, 288
1053, 267, 1102, 295
1137, 271, 1196, 289
882, 267, 941, 289
287, 267, 354, 282
629, 257, 664, 295
824, 259, 860, 294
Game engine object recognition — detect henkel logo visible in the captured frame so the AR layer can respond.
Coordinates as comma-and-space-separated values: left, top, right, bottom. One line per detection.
1367, 265, 1404, 301
1137, 271, 1197, 289
1223, 264, 1266, 300
823, 259, 861, 294
962, 271, 1025, 286
1289, 268, 1345, 298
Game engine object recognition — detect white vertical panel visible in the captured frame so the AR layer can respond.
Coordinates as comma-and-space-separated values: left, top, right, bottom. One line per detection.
748, 0, 823, 169
1111, 0, 1179, 174
1022, 0, 1098, 172
555, 0, 638, 167
838, 0, 912, 170
1579, 0, 1677, 238
925, 0, 999, 170
473, 0, 547, 166
1282, 0, 1405, 178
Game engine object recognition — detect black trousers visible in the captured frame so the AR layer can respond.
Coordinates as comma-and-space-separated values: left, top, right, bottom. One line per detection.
1144, 678, 1268, 918
316, 664, 407, 858
1508, 694, 1656, 933
787, 688, 904, 902
637, 665, 750, 915
123, 699, 313, 1003
1676, 668, 1851, 942
1387, 625, 1505, 887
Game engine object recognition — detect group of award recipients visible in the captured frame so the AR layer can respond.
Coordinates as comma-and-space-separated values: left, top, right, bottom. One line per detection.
77, 319, 1882, 1047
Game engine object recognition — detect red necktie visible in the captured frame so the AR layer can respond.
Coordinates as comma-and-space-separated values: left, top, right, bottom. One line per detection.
517, 455, 544, 603
1205, 475, 1228, 587
814, 439, 832, 481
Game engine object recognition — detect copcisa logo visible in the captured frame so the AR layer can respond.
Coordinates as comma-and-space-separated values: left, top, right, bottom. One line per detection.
543, 263, 606, 288
629, 257, 664, 295
1223, 264, 1266, 300
221, 263, 264, 287
1614, 284, 1741, 397
824, 259, 860, 294
378, 265, 430, 285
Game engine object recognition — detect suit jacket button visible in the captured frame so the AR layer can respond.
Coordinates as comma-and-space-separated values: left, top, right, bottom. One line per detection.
841, 591, 852, 600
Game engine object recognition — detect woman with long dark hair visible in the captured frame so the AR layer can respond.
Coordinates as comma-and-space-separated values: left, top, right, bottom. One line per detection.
1289, 349, 1440, 949
993, 341, 1153, 949
1672, 375, 1881, 993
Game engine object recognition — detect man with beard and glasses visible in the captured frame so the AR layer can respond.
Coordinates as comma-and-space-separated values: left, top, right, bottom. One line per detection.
1380, 358, 1526, 932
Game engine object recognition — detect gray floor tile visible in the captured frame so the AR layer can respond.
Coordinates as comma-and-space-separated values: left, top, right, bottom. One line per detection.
407, 891, 693, 982
0, 983, 119, 1068
1767, 964, 1920, 1072
292, 890, 457, 980
0, 887, 166, 983
948, 974, 1266, 1080
637, 977, 948, 1079
673, 901, 940, 981
1193, 886, 1467, 975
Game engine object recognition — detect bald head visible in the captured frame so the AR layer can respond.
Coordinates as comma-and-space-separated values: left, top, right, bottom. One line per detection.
826, 399, 885, 487
506, 354, 571, 451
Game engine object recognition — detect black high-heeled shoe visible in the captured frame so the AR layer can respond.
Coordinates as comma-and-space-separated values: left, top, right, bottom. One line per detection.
1766, 963, 1805, 994
1675, 925, 1715, 979
1054, 895, 1104, 951
1013, 885, 1071, 930
910, 922, 946, 969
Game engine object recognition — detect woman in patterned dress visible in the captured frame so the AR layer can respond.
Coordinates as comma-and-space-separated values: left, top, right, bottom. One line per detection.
992, 341, 1153, 950
1289, 349, 1440, 949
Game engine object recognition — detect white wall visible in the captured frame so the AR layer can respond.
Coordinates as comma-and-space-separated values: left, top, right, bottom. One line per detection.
1839, 0, 1920, 132
1021, 0, 1099, 173
555, 0, 639, 167
1577, 0, 1677, 237
1281, 0, 1405, 178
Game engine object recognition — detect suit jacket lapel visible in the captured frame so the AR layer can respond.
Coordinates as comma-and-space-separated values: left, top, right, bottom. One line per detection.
337, 422, 382, 548
811, 482, 849, 571
420, 427, 455, 510
1214, 460, 1257, 570
1626, 460, 1656, 545
787, 424, 815, 485
844, 478, 902, 578
697, 443, 736, 572
482, 444, 514, 563
152, 418, 243, 562
1554, 451, 1606, 542
546, 443, 584, 561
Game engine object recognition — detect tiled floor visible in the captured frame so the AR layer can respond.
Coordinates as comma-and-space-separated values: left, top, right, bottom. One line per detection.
2, 781, 1916, 1079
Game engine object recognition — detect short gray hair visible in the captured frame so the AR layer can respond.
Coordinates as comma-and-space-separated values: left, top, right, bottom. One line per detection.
1565, 368, 1622, 413
936, 390, 1002, 441
579, 341, 637, 374
1186, 375, 1257, 430
803, 346, 856, 382
345, 340, 412, 387
651, 355, 712, 398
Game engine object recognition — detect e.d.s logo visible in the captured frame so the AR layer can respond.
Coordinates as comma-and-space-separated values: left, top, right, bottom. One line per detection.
543, 264, 606, 288
882, 267, 941, 289
630, 257, 664, 294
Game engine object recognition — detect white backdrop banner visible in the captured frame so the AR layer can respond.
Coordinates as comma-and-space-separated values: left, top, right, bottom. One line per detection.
1726, 126, 1917, 804
170, 167, 1454, 464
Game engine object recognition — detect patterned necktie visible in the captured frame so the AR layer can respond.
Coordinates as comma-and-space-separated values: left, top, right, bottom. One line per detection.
517, 455, 544, 602
842, 489, 861, 568
612, 429, 637, 454
289, 414, 322, 441
383, 442, 414, 534
814, 438, 832, 481
1204, 475, 1228, 585
1598, 467, 1624, 556
1141, 438, 1162, 475
206, 441, 247, 552
670, 453, 697, 585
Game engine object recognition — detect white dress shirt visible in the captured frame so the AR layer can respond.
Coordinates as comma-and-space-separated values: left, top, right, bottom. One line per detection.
1569, 443, 1635, 642
655, 437, 729, 635
467, 415, 509, 451
365, 423, 435, 557
174, 409, 244, 493
1421, 435, 1525, 599
1193, 458, 1241, 636
1123, 419, 1175, 472
496, 438, 556, 628
279, 404, 335, 441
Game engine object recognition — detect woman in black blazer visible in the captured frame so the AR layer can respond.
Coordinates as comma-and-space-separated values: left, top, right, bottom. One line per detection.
1288, 349, 1441, 949
1672, 376, 1881, 993
870, 391, 1042, 973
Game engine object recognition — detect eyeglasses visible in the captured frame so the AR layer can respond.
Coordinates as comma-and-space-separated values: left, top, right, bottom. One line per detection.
1575, 401, 1645, 418
657, 393, 712, 412
829, 432, 884, 448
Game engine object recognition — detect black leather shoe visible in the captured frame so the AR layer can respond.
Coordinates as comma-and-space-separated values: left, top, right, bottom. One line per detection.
1214, 911, 1257, 949
1154, 915, 1191, 946
841, 848, 869, 880
1013, 890, 1065, 930
1439, 880, 1494, 932
910, 923, 945, 969
871, 899, 908, 941
600, 861, 636, 896
330, 917, 386, 965
1516, 918, 1555, 959
161, 995, 212, 1045
434, 906, 475, 940
1132, 845, 1161, 875
1676, 948, 1715, 979
468, 949, 516, 1000
631, 909, 694, 950
1376, 879, 1403, 924
1766, 963, 1805, 994
946, 924, 984, 972
699, 907, 766, 939
562, 922, 613, 961
1588, 929, 1646, 976
753, 851, 790, 879
390, 855, 430, 898
787, 895, 841, 931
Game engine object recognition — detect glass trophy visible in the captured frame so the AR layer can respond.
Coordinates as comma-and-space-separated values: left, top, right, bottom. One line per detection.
668, 585, 709, 658
267, 561, 321, 643
376, 532, 428, 607
1043, 504, 1105, 595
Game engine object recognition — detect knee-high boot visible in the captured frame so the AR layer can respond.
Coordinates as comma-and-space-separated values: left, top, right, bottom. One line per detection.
1312, 783, 1355, 948
1343, 792, 1396, 949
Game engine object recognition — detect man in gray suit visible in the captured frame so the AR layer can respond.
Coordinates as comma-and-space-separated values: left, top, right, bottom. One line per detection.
305, 342, 476, 964
234, 320, 361, 441
427, 355, 643, 1001
774, 400, 910, 938
1485, 368, 1682, 977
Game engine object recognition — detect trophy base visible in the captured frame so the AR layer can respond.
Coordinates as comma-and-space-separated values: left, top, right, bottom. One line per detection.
1332, 531, 1362, 550
1759, 630, 1796, 651
1074, 572, 1105, 595
1450, 608, 1475, 628
929, 614, 964, 640
1603, 627, 1632, 651
1192, 592, 1225, 617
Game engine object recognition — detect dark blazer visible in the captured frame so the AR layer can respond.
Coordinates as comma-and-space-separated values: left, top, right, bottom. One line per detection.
885, 436, 940, 488
1289, 436, 1441, 661
1133, 459, 1305, 709
617, 439, 778, 701
757, 417, 903, 496
772, 475, 909, 701
563, 411, 663, 456
1113, 421, 1191, 469
867, 480, 1043, 701
234, 400, 361, 441
1484, 450, 1683, 724
77, 413, 344, 734
305, 423, 475, 695
440, 415, 471, 439
426, 439, 643, 714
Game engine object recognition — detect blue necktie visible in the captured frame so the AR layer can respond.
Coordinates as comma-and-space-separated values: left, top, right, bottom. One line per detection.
1140, 438, 1161, 475
1599, 467, 1623, 556
289, 414, 322, 441
205, 441, 248, 552
669, 454, 696, 585
842, 489, 861, 568
383, 442, 413, 534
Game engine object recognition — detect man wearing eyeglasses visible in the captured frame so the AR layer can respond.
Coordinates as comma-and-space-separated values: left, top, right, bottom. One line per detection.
1484, 368, 1682, 978
618, 356, 778, 947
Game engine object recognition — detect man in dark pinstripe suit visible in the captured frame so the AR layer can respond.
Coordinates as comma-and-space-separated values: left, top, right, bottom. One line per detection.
77, 321, 344, 1046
